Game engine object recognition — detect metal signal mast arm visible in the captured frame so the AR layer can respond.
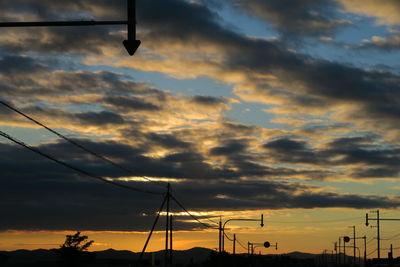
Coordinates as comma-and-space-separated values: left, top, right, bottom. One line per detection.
0, 0, 140, 56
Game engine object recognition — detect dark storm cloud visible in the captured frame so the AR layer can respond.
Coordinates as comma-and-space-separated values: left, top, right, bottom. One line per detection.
263, 138, 323, 164
146, 133, 192, 150
209, 139, 248, 156
1, 140, 399, 231
260, 136, 400, 178
351, 167, 400, 178
0, 27, 121, 55
325, 137, 400, 167
191, 95, 228, 106
0, 55, 47, 74
0, 55, 162, 103
229, 0, 346, 38
73, 110, 125, 125
103, 95, 161, 112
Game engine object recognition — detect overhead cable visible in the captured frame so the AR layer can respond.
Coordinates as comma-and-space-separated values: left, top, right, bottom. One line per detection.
0, 130, 163, 195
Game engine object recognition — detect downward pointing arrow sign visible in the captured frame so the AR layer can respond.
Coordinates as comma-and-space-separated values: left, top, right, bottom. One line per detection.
124, 0, 140, 56
123, 39, 141, 56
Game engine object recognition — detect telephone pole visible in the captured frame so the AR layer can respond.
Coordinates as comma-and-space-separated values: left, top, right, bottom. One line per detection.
350, 226, 356, 266
164, 183, 171, 267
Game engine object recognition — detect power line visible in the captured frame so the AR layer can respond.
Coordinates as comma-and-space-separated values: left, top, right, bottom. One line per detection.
367, 248, 377, 257
381, 232, 400, 240
0, 100, 220, 233
170, 194, 216, 229
0, 130, 163, 195
0, 99, 166, 188
237, 239, 248, 251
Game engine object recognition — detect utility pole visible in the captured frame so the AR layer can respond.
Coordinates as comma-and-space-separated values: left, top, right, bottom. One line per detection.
351, 226, 356, 266
339, 238, 342, 265
164, 183, 170, 267
363, 236, 367, 267
366, 210, 380, 261
219, 218, 222, 253
334, 242, 338, 266
366, 209, 400, 262
233, 234, 236, 255
377, 210, 380, 261
0, 0, 140, 56
169, 215, 173, 266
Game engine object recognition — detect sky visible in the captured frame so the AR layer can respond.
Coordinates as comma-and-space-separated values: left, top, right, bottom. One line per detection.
1, 0, 400, 257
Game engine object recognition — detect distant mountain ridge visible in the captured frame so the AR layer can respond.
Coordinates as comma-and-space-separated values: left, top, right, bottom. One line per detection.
0, 247, 320, 265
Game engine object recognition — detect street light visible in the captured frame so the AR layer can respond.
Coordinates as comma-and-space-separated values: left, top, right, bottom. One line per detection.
219, 214, 264, 253
0, 0, 141, 56
248, 241, 277, 255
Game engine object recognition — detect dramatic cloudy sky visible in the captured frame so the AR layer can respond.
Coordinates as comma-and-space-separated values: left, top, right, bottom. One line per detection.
1, 0, 400, 255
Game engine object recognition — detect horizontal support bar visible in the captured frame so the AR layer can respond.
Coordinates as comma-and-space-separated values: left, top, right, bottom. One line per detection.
0, 20, 127, 27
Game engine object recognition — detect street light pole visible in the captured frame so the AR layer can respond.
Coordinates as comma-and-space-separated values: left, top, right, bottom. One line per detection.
221, 215, 264, 252
0, 0, 141, 55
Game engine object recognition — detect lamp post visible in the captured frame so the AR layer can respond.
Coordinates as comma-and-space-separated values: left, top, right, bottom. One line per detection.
339, 236, 351, 264
220, 215, 264, 253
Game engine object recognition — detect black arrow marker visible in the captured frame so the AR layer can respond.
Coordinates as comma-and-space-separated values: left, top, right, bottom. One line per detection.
123, 0, 141, 56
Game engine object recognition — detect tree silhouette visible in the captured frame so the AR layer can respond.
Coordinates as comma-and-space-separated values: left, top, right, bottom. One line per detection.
53, 232, 95, 266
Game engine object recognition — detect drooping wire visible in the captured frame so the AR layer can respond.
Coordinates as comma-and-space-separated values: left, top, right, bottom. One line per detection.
0, 99, 166, 188
236, 239, 248, 251
381, 232, 400, 240
170, 194, 216, 229
0, 100, 222, 233
367, 248, 377, 257
0, 130, 163, 195
0, 100, 222, 232
224, 232, 248, 252
224, 231, 234, 241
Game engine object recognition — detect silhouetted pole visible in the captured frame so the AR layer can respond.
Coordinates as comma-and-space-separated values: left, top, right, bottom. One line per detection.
352, 226, 356, 266
139, 194, 168, 261
377, 210, 380, 261
366, 210, 400, 262
335, 242, 338, 266
339, 238, 342, 265
363, 236, 367, 267
164, 183, 170, 267
233, 234, 236, 255
169, 215, 173, 266
218, 218, 222, 253
222, 215, 264, 251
